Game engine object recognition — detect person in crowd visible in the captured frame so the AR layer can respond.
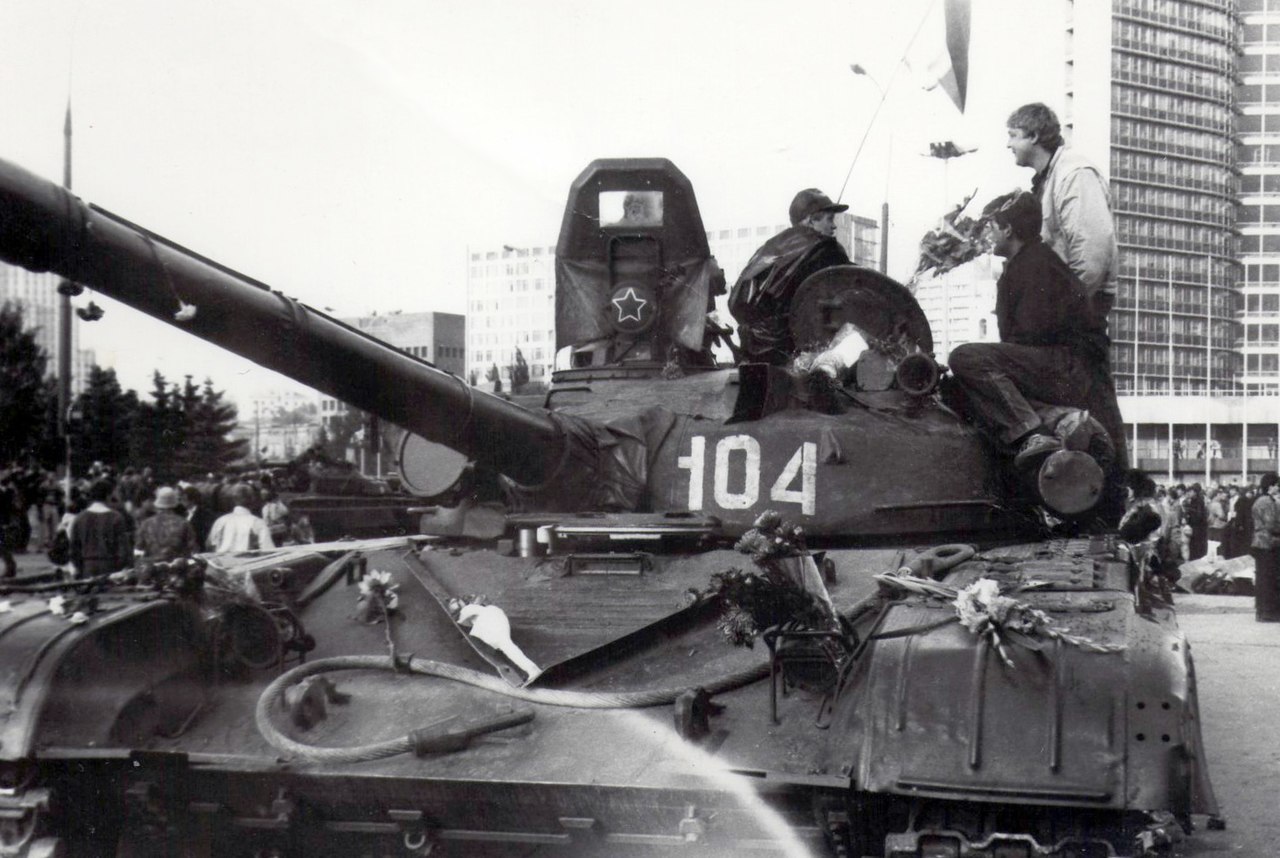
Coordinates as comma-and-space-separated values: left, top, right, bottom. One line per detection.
207, 483, 275, 553
260, 490, 291, 545
1183, 483, 1209, 561
1229, 486, 1256, 561
182, 485, 217, 549
1251, 473, 1280, 623
1207, 488, 1228, 560
0, 471, 17, 578
135, 486, 199, 564
1006, 102, 1126, 469
947, 191, 1109, 467
1119, 470, 1165, 549
69, 480, 133, 579
1161, 485, 1187, 565
729, 188, 850, 365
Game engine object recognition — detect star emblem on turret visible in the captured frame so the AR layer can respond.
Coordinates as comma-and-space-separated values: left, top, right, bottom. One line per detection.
612, 287, 648, 324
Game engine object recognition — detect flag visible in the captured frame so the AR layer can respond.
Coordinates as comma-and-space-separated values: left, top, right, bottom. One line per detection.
917, 0, 971, 112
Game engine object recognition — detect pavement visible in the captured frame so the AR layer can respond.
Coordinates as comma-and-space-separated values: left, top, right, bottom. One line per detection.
1171, 593, 1280, 856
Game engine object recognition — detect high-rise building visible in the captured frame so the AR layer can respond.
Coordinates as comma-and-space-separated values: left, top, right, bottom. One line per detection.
1054, 0, 1263, 482
0, 262, 93, 393
1239, 0, 1280, 394
1085, 0, 1244, 397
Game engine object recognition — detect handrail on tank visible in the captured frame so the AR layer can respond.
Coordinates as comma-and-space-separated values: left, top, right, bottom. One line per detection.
0, 156, 565, 487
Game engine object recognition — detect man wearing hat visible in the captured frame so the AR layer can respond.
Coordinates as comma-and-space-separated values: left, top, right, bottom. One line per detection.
729, 188, 851, 365
135, 485, 199, 564
948, 191, 1110, 466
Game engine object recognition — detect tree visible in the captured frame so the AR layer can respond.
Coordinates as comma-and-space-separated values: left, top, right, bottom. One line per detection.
70, 365, 139, 475
128, 372, 185, 479
176, 377, 247, 476
0, 302, 52, 462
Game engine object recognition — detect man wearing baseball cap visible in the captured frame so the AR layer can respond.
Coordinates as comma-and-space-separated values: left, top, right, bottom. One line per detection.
948, 191, 1112, 468
729, 188, 850, 365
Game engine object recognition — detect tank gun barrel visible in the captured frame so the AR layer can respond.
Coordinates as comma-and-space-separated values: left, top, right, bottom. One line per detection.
0, 157, 563, 486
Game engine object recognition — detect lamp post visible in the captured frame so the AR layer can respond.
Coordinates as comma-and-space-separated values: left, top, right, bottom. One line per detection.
848, 64, 893, 274
924, 141, 977, 361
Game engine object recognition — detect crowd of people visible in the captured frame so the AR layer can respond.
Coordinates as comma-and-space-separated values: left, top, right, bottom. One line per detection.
1120, 473, 1280, 622
0, 460, 315, 580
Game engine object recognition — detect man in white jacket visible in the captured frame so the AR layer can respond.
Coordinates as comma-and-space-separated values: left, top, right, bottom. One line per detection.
1006, 102, 1127, 473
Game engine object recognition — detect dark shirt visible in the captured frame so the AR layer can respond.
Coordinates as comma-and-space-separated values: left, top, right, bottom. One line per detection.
729, 225, 850, 364
70, 507, 134, 577
996, 236, 1105, 357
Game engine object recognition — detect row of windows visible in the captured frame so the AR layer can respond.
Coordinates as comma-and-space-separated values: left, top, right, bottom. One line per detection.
404, 344, 463, 360
1237, 112, 1280, 135
1113, 118, 1233, 165
1245, 293, 1280, 313
1240, 0, 1280, 13
1117, 250, 1239, 286
1245, 323, 1280, 343
1118, 0, 1236, 32
1238, 233, 1280, 253
469, 330, 550, 346
1113, 53, 1235, 102
1116, 214, 1234, 252
1114, 18, 1236, 71
1112, 84, 1234, 134
469, 296, 553, 313
1238, 173, 1280, 194
1113, 182, 1236, 225
1237, 84, 1280, 107
1247, 354, 1280, 373
1243, 22, 1280, 44
1238, 203, 1280, 223
1112, 149, 1238, 194
470, 248, 554, 263
1237, 53, 1280, 75
1244, 263, 1280, 283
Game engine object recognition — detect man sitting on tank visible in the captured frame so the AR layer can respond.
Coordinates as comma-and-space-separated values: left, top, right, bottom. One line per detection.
729, 188, 851, 365
948, 191, 1112, 467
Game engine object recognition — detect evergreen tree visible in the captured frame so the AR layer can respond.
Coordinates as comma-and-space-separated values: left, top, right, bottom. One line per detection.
0, 302, 52, 463
70, 365, 139, 474
185, 378, 247, 474
129, 372, 186, 480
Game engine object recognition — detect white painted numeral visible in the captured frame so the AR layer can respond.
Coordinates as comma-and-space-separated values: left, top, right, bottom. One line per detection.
676, 435, 706, 510
714, 435, 761, 509
679, 435, 816, 515
769, 442, 816, 515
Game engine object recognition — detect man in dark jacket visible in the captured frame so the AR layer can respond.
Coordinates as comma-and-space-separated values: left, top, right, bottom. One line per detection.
69, 480, 133, 579
729, 188, 850, 365
948, 191, 1112, 466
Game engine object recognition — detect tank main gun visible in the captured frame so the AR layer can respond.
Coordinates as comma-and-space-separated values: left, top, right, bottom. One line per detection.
0, 156, 568, 489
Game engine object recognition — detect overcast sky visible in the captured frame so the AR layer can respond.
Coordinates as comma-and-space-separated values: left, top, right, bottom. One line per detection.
0, 0, 1068, 406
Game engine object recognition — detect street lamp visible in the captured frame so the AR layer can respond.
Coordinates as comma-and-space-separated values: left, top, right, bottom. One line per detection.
847, 64, 893, 274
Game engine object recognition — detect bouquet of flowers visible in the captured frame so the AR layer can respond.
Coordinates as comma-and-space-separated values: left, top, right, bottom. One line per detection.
700, 511, 839, 647
875, 570, 1125, 668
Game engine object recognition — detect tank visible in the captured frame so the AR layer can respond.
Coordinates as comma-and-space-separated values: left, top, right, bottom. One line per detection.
0, 156, 1217, 858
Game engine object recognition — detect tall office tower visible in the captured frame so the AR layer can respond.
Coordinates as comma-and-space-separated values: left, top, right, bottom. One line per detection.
0, 261, 92, 393
1088, 0, 1243, 396
1239, 0, 1280, 394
